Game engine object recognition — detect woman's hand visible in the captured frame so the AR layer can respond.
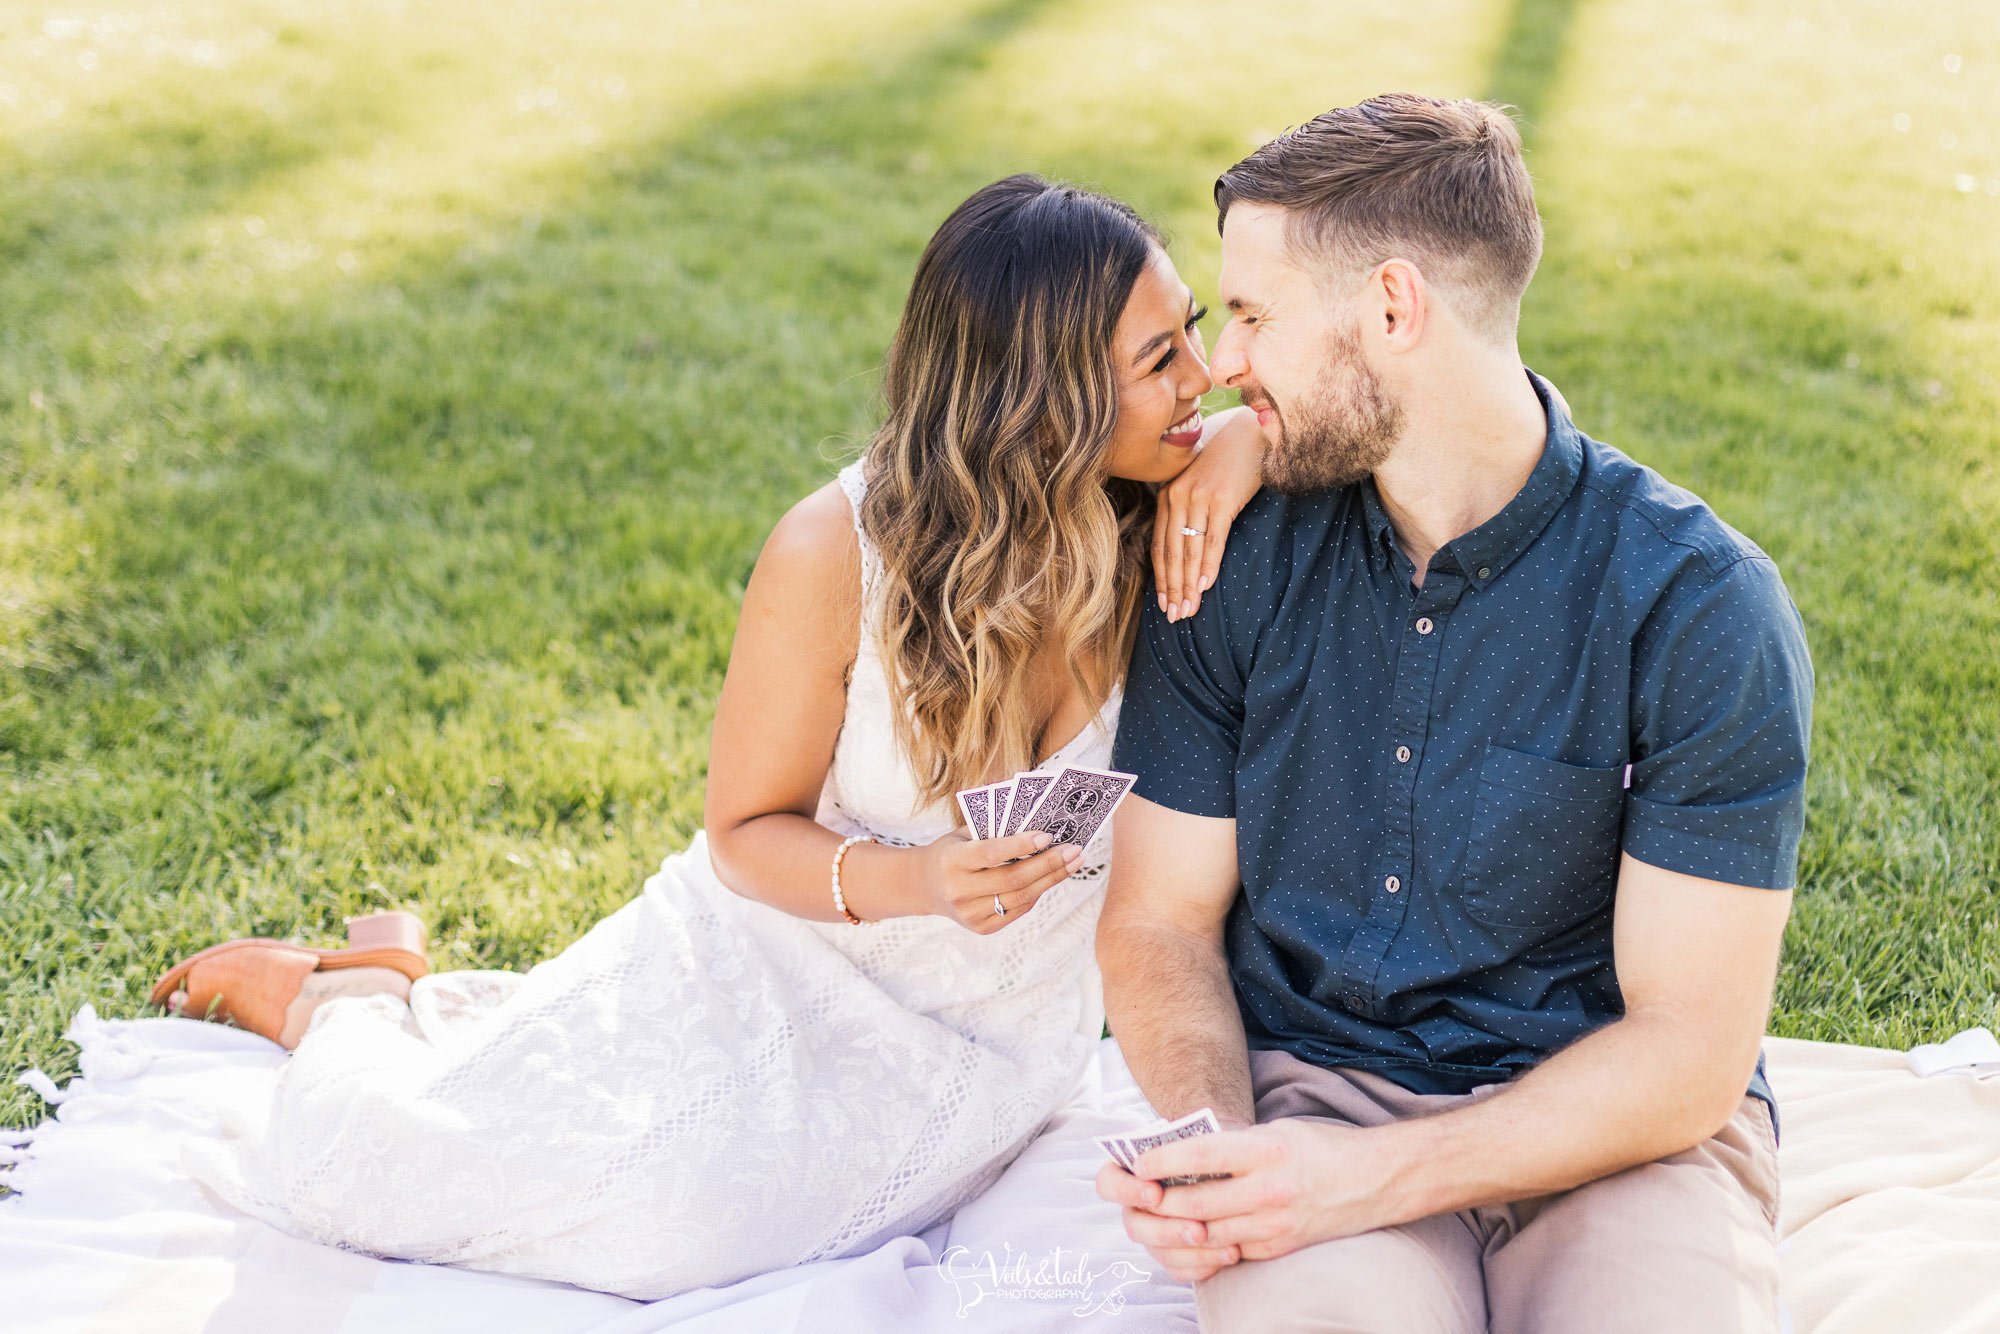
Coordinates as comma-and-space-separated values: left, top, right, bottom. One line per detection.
911, 829, 1084, 933
1151, 406, 1265, 623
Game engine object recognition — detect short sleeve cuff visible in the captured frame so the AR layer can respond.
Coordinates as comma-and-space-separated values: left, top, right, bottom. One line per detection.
1110, 727, 1237, 819
1622, 795, 1799, 889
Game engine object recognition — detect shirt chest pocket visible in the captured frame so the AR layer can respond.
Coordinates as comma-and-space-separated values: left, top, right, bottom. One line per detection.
1460, 743, 1626, 933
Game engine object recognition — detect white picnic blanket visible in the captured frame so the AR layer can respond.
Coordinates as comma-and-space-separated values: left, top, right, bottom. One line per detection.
0, 1007, 1196, 1332
6, 1009, 1998, 1332
1767, 1031, 2000, 1334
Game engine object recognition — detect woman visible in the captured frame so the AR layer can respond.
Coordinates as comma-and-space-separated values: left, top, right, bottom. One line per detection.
151, 174, 1266, 1300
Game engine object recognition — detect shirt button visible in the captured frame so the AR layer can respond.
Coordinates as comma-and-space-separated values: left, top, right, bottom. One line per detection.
1385, 875, 1401, 893
1395, 745, 1412, 763
1415, 617, 1434, 635
1477, 566, 1491, 579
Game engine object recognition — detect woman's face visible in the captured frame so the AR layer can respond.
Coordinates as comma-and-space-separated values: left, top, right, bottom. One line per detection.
1101, 247, 1215, 483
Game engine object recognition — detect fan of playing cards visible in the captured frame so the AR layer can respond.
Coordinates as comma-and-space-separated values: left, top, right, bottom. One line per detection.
1096, 1107, 1234, 1187
954, 765, 1138, 853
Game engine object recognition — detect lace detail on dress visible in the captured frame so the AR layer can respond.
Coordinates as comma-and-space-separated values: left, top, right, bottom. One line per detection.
833, 456, 885, 615
177, 456, 1124, 1302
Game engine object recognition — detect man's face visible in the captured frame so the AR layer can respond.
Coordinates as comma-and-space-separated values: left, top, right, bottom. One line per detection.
1209, 203, 1403, 494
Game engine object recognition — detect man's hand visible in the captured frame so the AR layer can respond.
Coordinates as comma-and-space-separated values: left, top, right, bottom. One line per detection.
1096, 1155, 1240, 1284
1095, 1118, 1421, 1281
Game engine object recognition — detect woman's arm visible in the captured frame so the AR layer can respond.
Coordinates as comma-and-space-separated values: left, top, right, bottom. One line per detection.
1150, 406, 1263, 623
702, 482, 927, 923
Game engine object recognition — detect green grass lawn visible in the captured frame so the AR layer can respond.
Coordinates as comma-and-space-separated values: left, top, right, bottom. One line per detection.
3, 0, 1996, 1133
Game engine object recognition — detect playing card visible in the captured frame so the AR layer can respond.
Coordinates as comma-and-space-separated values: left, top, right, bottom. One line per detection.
999, 771, 1058, 839
1014, 765, 1136, 851
955, 784, 996, 839
986, 779, 1016, 840
1093, 1131, 1138, 1172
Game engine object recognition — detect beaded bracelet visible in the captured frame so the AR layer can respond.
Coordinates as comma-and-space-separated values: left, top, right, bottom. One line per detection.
831, 833, 878, 925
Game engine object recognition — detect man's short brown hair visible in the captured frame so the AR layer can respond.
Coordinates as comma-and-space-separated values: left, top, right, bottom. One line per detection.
1215, 94, 1544, 340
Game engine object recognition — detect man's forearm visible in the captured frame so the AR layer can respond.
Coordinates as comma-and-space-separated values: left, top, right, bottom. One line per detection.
1099, 923, 1256, 1128
1383, 1007, 1754, 1224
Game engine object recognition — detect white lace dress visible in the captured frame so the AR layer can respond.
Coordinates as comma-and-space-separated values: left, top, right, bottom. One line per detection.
180, 458, 1124, 1300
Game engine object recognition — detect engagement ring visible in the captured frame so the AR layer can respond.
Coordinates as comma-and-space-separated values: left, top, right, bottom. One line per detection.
1180, 526, 1205, 537
993, 894, 1008, 917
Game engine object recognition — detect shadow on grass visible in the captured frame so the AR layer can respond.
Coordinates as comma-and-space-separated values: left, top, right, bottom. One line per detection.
1481, 0, 1588, 133
0, 54, 424, 338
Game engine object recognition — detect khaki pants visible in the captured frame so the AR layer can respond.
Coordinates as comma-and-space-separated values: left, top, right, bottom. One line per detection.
1193, 1048, 1782, 1334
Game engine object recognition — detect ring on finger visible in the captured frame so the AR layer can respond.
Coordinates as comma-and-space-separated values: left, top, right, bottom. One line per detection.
993, 893, 1008, 917
1180, 525, 1206, 537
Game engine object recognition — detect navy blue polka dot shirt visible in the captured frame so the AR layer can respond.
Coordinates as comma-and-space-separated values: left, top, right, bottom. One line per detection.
1111, 369, 1813, 1131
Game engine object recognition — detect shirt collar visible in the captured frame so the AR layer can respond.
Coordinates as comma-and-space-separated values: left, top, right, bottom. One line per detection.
1358, 367, 1583, 591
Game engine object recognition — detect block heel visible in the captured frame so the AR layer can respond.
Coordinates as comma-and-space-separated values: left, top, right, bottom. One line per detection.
345, 909, 428, 957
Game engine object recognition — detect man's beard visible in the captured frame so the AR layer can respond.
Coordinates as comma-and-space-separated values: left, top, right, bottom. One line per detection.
1249, 321, 1403, 494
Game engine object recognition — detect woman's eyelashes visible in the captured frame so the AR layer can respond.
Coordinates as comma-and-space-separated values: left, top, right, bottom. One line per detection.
1152, 305, 1210, 373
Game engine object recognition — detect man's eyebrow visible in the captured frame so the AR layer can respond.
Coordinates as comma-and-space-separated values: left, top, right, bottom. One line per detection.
1130, 290, 1200, 366
1224, 296, 1258, 314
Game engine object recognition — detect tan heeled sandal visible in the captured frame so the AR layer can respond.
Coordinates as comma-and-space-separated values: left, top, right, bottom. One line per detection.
148, 910, 431, 1046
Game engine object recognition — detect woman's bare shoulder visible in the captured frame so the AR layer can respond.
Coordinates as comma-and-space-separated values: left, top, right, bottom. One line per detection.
759, 479, 861, 586
743, 478, 863, 660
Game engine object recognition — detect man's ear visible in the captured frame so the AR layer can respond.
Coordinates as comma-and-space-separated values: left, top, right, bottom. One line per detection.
1373, 258, 1427, 349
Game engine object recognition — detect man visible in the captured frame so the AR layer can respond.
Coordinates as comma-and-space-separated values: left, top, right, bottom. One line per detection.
1096, 94, 1812, 1333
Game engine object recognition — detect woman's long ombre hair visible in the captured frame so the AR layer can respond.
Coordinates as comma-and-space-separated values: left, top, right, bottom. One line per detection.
859, 174, 1162, 808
